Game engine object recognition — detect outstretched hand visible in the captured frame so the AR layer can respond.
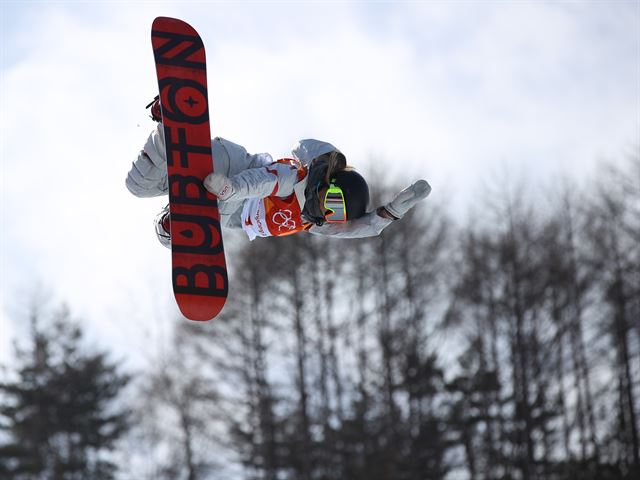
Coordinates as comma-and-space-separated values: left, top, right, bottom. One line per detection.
385, 180, 432, 219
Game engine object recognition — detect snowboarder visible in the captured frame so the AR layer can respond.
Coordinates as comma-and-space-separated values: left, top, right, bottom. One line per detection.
126, 98, 432, 247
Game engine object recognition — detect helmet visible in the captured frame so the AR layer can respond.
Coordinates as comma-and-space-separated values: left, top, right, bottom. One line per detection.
332, 170, 370, 220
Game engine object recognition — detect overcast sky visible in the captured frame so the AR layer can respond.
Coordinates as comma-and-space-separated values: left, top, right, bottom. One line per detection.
1, 1, 638, 367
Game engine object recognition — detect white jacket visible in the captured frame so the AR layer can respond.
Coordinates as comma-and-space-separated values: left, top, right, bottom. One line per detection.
126, 125, 392, 239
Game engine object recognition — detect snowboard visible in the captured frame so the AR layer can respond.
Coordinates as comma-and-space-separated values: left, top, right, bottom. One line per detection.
151, 17, 227, 321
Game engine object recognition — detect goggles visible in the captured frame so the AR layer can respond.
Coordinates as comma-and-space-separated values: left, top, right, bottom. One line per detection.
323, 181, 347, 223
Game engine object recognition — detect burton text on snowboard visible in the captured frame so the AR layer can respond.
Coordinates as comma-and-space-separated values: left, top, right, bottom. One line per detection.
151, 16, 228, 321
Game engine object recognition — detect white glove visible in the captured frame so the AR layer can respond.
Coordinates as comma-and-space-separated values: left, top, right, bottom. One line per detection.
204, 172, 236, 200
385, 180, 432, 219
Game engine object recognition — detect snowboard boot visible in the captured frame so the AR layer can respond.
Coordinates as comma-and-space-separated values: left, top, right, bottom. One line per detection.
154, 204, 171, 249
146, 95, 162, 122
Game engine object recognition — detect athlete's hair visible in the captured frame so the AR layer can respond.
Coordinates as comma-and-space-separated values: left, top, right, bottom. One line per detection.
323, 150, 355, 183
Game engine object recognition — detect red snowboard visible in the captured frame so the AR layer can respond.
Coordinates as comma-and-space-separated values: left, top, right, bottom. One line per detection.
151, 17, 227, 321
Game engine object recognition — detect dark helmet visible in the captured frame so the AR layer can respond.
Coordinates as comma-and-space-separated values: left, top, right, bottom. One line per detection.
332, 169, 370, 220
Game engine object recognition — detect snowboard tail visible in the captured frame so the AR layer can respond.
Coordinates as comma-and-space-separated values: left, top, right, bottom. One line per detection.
152, 17, 227, 321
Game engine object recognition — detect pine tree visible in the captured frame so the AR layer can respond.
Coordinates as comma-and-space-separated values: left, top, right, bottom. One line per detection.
0, 304, 131, 480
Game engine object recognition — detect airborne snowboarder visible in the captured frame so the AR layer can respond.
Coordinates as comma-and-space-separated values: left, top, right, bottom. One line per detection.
133, 15, 430, 322
126, 97, 432, 246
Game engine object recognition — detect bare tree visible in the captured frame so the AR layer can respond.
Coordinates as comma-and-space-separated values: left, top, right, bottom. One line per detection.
586, 158, 640, 476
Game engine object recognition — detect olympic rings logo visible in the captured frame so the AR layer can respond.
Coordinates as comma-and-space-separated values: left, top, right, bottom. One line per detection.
272, 210, 298, 231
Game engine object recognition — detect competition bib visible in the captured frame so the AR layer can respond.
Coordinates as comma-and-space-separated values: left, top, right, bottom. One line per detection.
241, 159, 309, 241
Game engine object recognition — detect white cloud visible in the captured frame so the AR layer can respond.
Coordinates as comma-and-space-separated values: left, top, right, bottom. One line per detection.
1, 2, 637, 365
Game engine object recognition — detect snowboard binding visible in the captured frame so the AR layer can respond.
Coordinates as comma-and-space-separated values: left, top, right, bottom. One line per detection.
145, 95, 162, 122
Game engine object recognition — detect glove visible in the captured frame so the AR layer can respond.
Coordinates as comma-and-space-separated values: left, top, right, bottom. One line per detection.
385, 180, 432, 219
204, 172, 236, 200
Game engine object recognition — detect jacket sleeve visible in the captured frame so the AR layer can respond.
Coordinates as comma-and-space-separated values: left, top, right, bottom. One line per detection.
307, 211, 393, 239
226, 162, 300, 200
125, 125, 168, 197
